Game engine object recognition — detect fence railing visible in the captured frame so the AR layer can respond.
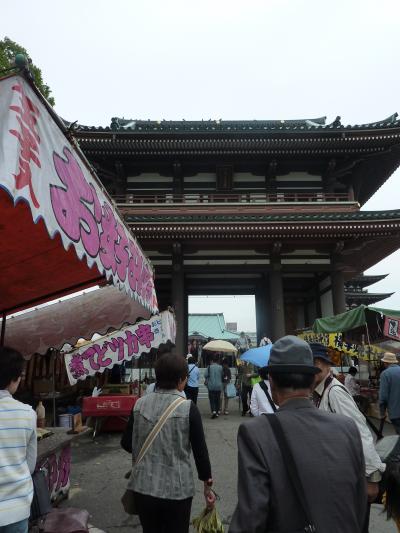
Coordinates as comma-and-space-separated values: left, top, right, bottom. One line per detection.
112, 192, 351, 205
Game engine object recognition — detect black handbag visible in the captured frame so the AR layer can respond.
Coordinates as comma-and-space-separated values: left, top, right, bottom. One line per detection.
265, 415, 317, 533
30, 469, 52, 520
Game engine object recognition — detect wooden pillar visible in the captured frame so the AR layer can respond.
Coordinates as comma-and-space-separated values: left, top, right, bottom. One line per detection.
331, 269, 346, 315
269, 263, 285, 341
171, 242, 185, 356
256, 276, 269, 345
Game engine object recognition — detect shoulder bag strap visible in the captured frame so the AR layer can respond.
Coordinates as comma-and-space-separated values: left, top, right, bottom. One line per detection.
258, 381, 277, 412
135, 397, 186, 466
265, 414, 317, 533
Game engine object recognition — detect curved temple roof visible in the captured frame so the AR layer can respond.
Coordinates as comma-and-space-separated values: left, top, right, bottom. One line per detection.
74, 113, 400, 133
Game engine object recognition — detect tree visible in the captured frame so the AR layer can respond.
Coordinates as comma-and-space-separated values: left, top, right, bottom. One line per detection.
0, 36, 55, 106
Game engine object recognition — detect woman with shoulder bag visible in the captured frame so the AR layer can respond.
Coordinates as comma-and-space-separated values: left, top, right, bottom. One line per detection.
121, 352, 214, 533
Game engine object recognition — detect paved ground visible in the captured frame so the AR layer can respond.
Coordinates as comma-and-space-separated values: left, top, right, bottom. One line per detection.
64, 398, 397, 532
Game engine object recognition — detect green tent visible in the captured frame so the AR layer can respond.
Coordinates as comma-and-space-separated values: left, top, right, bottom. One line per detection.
312, 305, 400, 342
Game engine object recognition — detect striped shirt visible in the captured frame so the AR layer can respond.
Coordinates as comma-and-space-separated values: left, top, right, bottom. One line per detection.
0, 390, 37, 527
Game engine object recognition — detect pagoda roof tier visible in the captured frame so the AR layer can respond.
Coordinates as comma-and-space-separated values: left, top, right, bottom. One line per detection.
345, 274, 388, 288
125, 209, 400, 224
345, 291, 394, 305
126, 209, 400, 274
74, 115, 400, 205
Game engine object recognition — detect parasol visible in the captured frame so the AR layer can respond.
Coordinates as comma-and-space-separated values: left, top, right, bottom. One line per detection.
240, 345, 273, 367
202, 340, 237, 353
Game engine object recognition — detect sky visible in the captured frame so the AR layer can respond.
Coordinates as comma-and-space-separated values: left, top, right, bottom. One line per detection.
2, 0, 400, 331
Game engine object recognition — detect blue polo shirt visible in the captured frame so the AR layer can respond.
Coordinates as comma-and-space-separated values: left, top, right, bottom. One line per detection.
187, 364, 200, 388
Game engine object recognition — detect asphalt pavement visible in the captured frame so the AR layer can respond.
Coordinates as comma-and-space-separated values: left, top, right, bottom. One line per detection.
64, 398, 397, 532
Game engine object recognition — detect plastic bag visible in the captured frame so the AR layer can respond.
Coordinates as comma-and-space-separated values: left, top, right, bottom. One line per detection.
192, 506, 224, 533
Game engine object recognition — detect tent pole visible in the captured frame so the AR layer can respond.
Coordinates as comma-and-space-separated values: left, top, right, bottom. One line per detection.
0, 313, 6, 346
365, 324, 372, 378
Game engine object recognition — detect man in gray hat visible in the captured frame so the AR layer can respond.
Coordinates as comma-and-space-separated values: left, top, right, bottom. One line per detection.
229, 335, 367, 533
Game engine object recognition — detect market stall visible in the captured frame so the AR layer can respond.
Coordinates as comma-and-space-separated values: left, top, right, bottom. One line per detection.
311, 305, 400, 421
0, 66, 159, 506
65, 310, 176, 437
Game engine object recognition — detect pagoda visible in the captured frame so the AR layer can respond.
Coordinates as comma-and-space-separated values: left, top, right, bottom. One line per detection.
345, 274, 393, 309
73, 114, 400, 354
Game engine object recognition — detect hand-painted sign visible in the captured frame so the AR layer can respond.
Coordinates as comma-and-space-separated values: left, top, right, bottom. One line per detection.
0, 74, 157, 313
36, 444, 71, 501
299, 331, 385, 361
384, 316, 400, 342
64, 311, 176, 384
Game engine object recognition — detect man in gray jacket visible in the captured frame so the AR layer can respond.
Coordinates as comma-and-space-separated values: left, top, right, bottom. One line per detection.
229, 336, 367, 533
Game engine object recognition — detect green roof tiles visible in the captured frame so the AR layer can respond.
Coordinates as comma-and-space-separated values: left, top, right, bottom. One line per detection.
188, 313, 240, 341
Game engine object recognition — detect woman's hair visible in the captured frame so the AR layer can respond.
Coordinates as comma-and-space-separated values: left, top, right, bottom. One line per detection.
259, 366, 269, 380
384, 462, 400, 522
222, 358, 229, 366
155, 353, 188, 390
0, 346, 25, 389
348, 366, 358, 376
187, 356, 195, 365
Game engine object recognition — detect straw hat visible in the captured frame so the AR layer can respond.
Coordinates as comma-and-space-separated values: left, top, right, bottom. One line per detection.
382, 352, 398, 364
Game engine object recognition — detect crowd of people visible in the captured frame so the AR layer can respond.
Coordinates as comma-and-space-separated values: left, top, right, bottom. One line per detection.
2, 337, 400, 533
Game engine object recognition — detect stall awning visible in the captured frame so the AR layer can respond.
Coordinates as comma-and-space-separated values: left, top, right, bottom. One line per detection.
0, 285, 153, 357
312, 305, 400, 343
0, 73, 157, 316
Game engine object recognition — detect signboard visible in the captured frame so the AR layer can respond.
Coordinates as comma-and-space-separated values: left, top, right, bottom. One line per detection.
384, 316, 400, 341
64, 311, 176, 384
0, 74, 157, 313
298, 331, 385, 361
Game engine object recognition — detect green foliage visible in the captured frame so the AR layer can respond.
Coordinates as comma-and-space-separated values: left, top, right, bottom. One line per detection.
0, 36, 55, 106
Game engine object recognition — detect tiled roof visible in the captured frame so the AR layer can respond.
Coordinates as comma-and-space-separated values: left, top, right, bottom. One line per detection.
125, 209, 400, 224
188, 313, 240, 340
346, 274, 388, 288
75, 114, 400, 133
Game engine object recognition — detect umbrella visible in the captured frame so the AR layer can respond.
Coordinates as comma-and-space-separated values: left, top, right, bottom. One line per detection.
240, 345, 273, 367
203, 340, 237, 353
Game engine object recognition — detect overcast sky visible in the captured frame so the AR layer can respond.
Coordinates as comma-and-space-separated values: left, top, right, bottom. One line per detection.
3, 0, 400, 331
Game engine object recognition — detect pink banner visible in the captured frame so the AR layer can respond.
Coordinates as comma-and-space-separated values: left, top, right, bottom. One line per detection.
0, 74, 157, 314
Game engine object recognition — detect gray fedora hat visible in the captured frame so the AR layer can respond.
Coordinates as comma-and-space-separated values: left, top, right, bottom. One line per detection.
268, 335, 321, 375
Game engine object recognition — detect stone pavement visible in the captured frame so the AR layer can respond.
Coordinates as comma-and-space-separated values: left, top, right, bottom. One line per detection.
64, 398, 397, 532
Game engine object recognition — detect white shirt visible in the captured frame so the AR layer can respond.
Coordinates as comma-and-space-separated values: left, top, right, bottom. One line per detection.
314, 376, 385, 476
344, 374, 360, 396
259, 337, 272, 347
250, 380, 277, 416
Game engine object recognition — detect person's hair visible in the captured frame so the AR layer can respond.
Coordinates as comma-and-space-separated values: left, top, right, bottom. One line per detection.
187, 356, 195, 365
269, 372, 314, 390
349, 366, 358, 376
154, 353, 188, 390
384, 462, 400, 522
210, 354, 218, 363
222, 358, 229, 366
259, 366, 269, 380
0, 346, 25, 389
